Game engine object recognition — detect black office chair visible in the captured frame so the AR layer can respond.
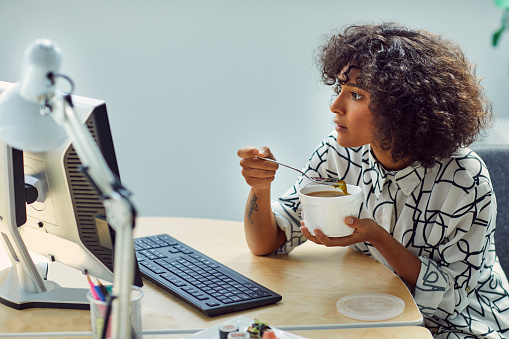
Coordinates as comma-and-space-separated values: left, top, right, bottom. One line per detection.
470, 144, 509, 276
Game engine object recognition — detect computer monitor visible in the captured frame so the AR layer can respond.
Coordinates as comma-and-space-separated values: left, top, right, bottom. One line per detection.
0, 81, 142, 310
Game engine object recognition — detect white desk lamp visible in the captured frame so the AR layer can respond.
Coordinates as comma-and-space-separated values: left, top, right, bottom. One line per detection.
0, 39, 136, 339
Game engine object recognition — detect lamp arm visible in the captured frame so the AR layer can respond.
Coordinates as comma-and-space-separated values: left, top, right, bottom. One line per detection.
50, 94, 136, 339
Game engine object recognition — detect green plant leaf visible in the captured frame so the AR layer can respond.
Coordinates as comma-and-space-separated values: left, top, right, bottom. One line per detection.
495, 0, 509, 9
493, 26, 506, 46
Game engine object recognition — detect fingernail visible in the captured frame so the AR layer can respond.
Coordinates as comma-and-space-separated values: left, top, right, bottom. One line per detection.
346, 217, 354, 225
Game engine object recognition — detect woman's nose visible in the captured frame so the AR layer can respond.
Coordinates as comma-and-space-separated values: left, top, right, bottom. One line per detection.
329, 94, 345, 115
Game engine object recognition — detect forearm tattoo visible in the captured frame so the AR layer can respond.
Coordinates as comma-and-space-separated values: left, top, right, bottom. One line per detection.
247, 193, 258, 224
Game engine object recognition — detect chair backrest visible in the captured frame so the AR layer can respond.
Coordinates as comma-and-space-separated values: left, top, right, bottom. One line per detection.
470, 144, 509, 276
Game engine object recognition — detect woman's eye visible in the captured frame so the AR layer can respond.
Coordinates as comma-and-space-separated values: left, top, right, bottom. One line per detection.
334, 85, 342, 94
351, 92, 363, 100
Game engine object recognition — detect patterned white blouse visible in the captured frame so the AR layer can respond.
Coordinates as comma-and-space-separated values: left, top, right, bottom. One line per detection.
271, 132, 509, 338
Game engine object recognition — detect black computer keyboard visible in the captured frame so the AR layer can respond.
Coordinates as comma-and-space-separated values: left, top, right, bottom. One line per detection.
134, 234, 282, 316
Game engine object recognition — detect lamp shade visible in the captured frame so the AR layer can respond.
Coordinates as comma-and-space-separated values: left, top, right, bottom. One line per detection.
19, 39, 62, 103
0, 84, 68, 152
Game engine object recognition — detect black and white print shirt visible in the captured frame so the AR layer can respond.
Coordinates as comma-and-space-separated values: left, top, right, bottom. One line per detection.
271, 132, 509, 338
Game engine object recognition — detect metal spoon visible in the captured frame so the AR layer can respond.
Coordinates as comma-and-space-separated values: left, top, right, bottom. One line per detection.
255, 156, 348, 195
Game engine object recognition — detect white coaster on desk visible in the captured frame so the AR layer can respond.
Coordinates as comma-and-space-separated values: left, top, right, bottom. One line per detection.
336, 293, 405, 321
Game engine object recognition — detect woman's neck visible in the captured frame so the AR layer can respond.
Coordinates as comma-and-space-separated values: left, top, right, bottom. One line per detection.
370, 145, 410, 171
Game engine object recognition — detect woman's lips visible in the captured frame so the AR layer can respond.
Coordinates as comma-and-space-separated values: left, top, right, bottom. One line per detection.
335, 122, 347, 132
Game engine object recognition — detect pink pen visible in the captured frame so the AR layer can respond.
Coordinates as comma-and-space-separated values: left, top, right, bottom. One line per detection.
85, 269, 100, 300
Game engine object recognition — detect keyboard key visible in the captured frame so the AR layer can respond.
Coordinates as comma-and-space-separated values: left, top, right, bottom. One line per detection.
140, 262, 166, 274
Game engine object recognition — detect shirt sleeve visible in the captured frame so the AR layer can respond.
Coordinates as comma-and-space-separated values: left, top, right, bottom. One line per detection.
271, 164, 313, 254
413, 181, 495, 320
271, 200, 307, 254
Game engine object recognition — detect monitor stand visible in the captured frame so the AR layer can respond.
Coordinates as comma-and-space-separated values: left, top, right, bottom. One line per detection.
0, 143, 95, 310
0, 260, 91, 310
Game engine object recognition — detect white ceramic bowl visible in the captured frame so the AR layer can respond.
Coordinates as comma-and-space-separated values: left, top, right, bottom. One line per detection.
298, 182, 363, 237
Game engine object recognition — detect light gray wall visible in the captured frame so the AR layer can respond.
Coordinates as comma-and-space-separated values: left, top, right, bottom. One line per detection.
1, 1, 508, 222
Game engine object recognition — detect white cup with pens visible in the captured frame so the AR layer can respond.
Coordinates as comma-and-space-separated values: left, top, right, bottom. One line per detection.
86, 270, 143, 339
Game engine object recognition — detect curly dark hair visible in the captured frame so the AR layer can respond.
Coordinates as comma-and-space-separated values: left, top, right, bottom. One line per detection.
318, 23, 493, 168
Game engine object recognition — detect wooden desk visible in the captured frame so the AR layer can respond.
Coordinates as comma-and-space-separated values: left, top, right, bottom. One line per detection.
290, 326, 433, 339
0, 217, 423, 336
154, 326, 433, 339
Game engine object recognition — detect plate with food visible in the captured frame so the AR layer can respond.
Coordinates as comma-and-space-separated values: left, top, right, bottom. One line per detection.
184, 316, 306, 339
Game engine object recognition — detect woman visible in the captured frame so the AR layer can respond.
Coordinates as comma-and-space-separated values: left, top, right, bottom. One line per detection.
238, 23, 509, 338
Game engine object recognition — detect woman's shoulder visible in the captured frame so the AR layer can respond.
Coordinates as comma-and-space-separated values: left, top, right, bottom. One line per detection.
451, 147, 488, 175
433, 147, 491, 189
